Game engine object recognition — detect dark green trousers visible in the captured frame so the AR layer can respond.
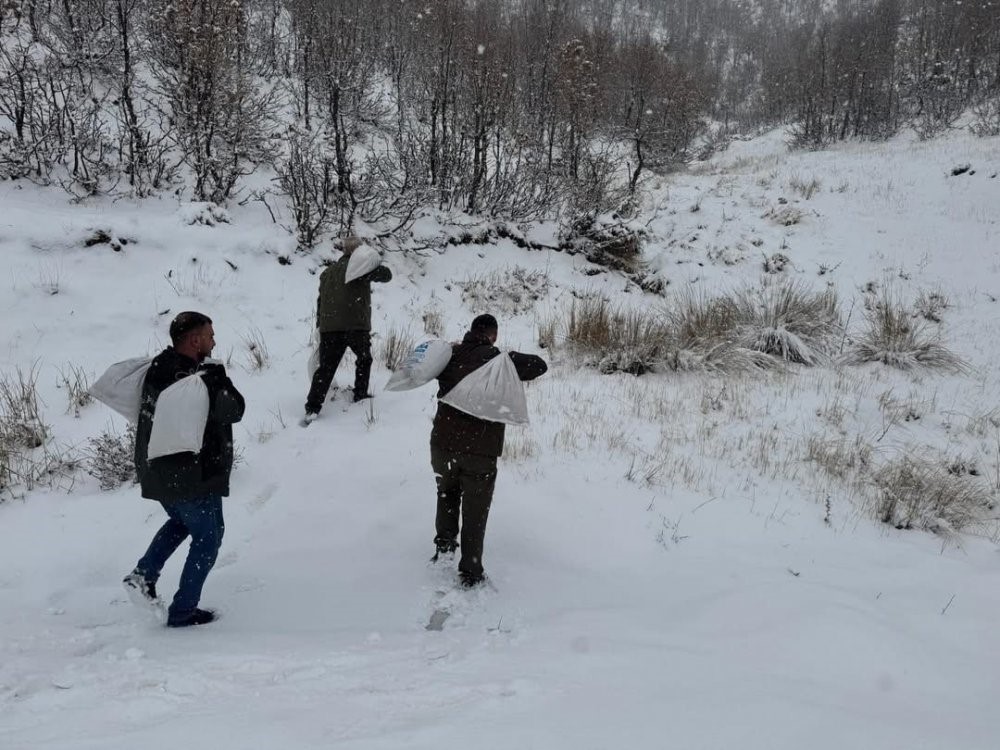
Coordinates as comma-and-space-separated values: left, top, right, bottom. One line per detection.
431, 446, 498, 579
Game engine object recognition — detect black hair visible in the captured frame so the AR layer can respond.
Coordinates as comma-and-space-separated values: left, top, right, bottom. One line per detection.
470, 313, 498, 334
169, 311, 213, 345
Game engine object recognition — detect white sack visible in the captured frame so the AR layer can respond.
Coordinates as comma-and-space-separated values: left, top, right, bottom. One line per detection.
439, 352, 529, 425
344, 245, 381, 283
89, 357, 152, 423
384, 339, 453, 392
146, 373, 210, 459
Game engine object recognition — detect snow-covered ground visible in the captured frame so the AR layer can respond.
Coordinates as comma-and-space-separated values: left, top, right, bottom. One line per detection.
2, 130, 999, 749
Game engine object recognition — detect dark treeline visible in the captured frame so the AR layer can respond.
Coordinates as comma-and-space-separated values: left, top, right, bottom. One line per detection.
1, 0, 998, 245
645, 0, 1000, 145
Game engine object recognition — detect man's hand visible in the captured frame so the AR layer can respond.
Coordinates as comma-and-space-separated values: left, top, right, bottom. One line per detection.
198, 363, 229, 391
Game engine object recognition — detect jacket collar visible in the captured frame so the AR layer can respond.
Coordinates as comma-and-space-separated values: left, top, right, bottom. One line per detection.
163, 346, 200, 370
462, 331, 494, 346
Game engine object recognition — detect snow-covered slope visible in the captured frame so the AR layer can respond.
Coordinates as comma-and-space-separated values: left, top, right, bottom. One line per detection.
2, 130, 999, 750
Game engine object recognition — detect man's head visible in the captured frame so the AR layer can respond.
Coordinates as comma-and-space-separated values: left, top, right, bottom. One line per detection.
170, 311, 215, 361
341, 236, 362, 255
470, 313, 499, 344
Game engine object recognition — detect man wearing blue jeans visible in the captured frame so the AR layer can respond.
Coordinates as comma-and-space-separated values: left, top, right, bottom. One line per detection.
124, 311, 245, 628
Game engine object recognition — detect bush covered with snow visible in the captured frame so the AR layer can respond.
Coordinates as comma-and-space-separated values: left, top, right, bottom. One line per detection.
84, 424, 136, 492
844, 290, 965, 371
873, 455, 995, 535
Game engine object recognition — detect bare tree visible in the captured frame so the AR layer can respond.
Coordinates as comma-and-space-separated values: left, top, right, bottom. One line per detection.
274, 126, 335, 249
146, 0, 278, 203
612, 31, 704, 192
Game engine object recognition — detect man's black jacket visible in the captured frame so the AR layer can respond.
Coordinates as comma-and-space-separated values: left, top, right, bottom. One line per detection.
134, 348, 245, 502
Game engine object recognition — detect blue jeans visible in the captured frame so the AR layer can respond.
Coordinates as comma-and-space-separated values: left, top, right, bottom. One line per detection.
135, 495, 225, 620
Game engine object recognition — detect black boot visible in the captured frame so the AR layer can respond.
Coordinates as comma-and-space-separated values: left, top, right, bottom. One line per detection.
458, 571, 485, 589
431, 539, 458, 563
167, 608, 217, 628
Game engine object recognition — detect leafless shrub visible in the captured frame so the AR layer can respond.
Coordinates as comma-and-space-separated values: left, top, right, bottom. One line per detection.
241, 327, 271, 372
85, 423, 136, 491
970, 96, 1000, 137
873, 456, 994, 534
380, 326, 415, 371
560, 213, 645, 273
147, 0, 279, 204
844, 290, 966, 371
457, 266, 551, 316
274, 129, 339, 250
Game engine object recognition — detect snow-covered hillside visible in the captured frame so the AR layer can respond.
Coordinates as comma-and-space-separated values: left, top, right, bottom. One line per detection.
2, 130, 999, 750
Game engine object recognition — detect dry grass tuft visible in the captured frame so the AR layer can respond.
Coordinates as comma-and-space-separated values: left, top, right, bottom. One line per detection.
844, 290, 966, 371
0, 367, 48, 452
789, 174, 822, 199
913, 288, 950, 323
502, 429, 540, 463
872, 456, 994, 534
667, 283, 841, 369
422, 307, 445, 337
380, 326, 415, 371
551, 281, 968, 380
566, 297, 673, 375
741, 283, 842, 365
1, 367, 79, 501
241, 328, 271, 372
806, 435, 872, 482
669, 290, 746, 349
58, 364, 93, 417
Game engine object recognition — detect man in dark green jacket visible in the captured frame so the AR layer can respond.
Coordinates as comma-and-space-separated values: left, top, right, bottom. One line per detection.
123, 311, 245, 628
431, 313, 547, 587
304, 236, 392, 422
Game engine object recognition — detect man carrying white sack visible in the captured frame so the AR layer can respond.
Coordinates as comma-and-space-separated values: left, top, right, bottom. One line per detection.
123, 311, 245, 628
303, 235, 392, 424
431, 313, 547, 588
